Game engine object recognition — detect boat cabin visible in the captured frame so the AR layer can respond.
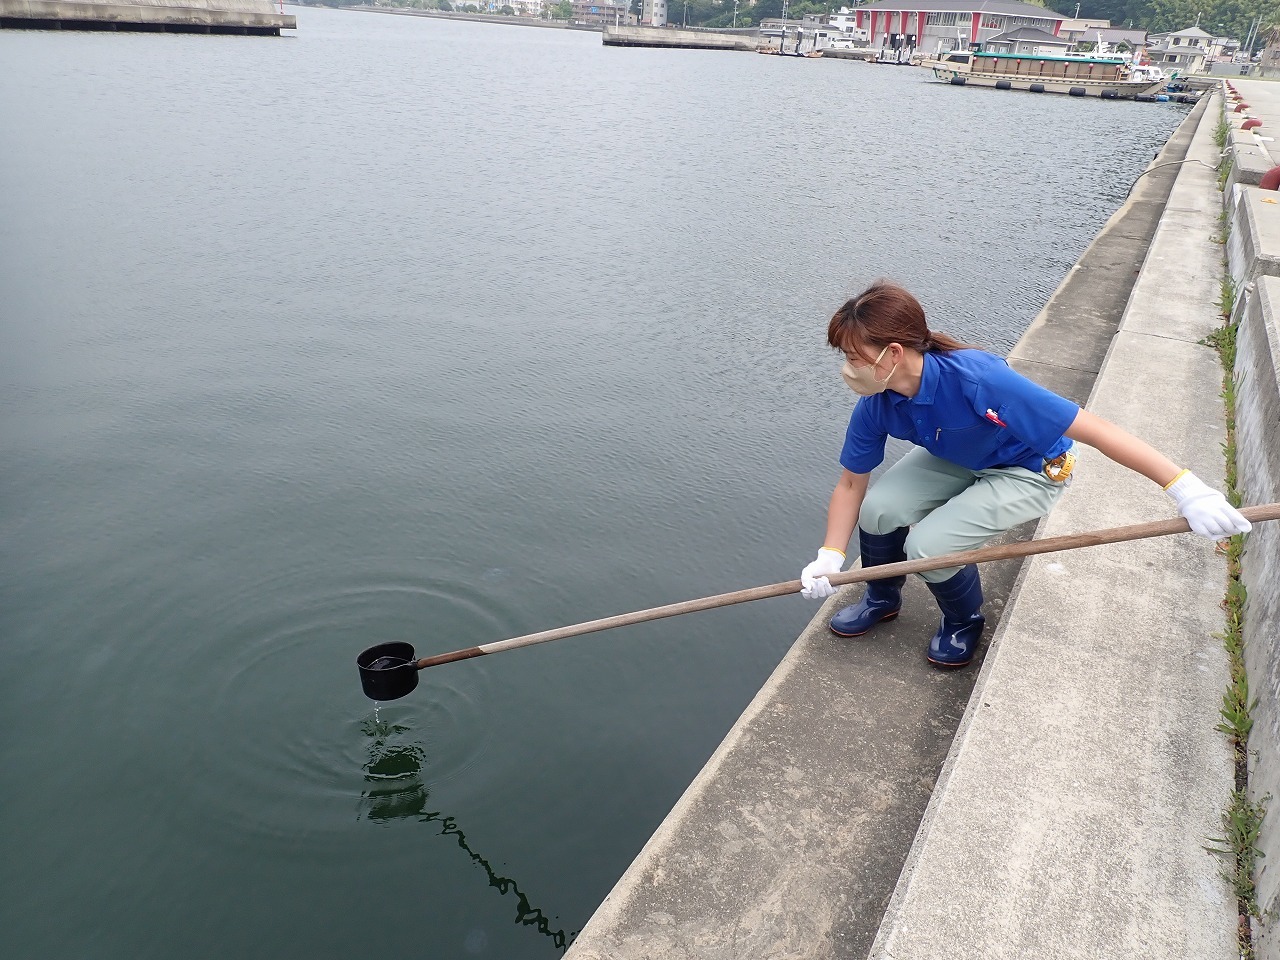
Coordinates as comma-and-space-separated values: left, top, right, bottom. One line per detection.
970, 52, 1129, 80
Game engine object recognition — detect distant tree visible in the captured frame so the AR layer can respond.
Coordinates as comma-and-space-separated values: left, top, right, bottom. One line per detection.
500, 2, 514, 10
551, 0, 573, 16
438, 0, 452, 7
1074, 0, 1275, 43
751, 0, 782, 22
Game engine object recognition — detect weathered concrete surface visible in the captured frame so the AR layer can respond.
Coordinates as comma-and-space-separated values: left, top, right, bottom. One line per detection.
869, 95, 1236, 960
1231, 78, 1280, 149
1223, 79, 1279, 195
563, 104, 1205, 960
1227, 186, 1280, 289
1236, 277, 1280, 960
0, 0, 295, 30
563, 558, 1031, 960
823, 47, 877, 60
603, 24, 756, 51
1227, 126, 1276, 188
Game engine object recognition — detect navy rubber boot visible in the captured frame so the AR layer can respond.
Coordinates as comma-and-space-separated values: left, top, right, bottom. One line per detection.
829, 528, 909, 638
924, 564, 986, 668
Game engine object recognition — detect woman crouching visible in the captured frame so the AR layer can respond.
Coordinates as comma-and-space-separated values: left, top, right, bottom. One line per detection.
799, 280, 1250, 668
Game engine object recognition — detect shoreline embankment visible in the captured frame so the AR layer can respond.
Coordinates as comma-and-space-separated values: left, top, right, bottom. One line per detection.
559, 89, 1280, 959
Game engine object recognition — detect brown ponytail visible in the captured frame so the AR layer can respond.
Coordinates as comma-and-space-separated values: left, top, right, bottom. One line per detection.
828, 281, 974, 360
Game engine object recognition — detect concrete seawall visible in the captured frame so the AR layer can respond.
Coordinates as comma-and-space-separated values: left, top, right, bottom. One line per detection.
1220, 79, 1280, 960
564, 98, 1234, 959
870, 93, 1238, 958
0, 0, 295, 33
602, 24, 758, 51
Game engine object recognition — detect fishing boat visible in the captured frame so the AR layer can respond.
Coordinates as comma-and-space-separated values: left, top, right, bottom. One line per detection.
921, 51, 1166, 99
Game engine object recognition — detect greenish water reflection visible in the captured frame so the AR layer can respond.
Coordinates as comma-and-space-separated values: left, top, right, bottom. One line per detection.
360, 719, 574, 953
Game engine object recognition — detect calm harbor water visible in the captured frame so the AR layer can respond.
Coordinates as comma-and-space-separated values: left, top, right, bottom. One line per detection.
1, 9, 1184, 958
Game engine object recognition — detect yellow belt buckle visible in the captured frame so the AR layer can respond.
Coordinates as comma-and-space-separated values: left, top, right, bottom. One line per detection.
1044, 450, 1076, 483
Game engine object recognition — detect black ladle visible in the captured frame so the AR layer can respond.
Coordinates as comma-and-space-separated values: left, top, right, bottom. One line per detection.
357, 504, 1280, 701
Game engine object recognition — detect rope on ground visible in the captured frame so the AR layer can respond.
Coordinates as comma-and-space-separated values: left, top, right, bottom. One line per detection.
1124, 157, 1222, 200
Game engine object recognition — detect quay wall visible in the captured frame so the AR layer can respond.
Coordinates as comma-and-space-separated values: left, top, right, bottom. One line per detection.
1219, 79, 1280, 960
565, 99, 1221, 959
870, 94, 1238, 959
0, 0, 296, 31
602, 24, 757, 51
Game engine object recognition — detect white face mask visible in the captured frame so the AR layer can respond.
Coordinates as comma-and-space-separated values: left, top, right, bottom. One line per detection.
841, 345, 897, 396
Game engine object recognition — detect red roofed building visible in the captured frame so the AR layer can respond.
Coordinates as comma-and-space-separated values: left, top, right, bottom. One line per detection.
854, 0, 1067, 55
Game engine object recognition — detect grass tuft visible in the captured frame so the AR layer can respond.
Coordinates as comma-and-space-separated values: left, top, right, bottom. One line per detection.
1206, 788, 1269, 925
1213, 209, 1231, 246
1203, 300, 1267, 955
1218, 154, 1235, 191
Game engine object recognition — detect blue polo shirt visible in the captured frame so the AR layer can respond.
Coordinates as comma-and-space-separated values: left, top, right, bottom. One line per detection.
840, 349, 1078, 474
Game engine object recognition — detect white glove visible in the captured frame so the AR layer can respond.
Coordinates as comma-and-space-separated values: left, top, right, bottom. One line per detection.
1165, 471, 1252, 539
800, 547, 845, 600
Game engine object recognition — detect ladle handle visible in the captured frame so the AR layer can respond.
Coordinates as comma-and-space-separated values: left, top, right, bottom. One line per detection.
415, 502, 1280, 670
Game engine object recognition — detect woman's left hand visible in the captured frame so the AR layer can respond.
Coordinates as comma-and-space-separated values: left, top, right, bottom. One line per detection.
1166, 471, 1253, 539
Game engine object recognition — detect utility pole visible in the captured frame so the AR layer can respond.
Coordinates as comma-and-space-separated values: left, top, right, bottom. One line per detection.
732, 0, 737, 28
1243, 15, 1263, 57
780, 0, 789, 52
1073, 2, 1079, 18
682, 0, 686, 27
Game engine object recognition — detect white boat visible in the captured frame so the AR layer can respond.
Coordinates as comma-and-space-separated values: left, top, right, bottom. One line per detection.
1129, 62, 1167, 84
922, 51, 1166, 99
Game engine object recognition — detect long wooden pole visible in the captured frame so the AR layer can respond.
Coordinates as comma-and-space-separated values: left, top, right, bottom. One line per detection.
414, 503, 1280, 670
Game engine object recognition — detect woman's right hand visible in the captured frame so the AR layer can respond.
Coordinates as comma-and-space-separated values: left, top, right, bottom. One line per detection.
800, 548, 846, 599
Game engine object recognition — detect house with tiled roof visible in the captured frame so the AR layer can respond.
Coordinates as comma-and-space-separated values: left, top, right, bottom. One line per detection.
1145, 25, 1213, 73
852, 0, 1066, 54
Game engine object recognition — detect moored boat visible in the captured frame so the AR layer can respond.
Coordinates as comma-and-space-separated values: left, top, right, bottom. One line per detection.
921, 51, 1165, 99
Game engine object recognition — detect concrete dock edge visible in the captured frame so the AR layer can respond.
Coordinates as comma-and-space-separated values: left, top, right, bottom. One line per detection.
0, 0, 295, 33
565, 99, 1219, 959
868, 94, 1238, 960
1223, 76, 1280, 960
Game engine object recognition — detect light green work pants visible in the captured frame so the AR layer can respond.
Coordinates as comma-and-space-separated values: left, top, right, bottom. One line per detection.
858, 446, 1071, 583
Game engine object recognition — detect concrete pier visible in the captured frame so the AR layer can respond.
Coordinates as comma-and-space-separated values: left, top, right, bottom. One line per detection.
869, 94, 1238, 960
564, 80, 1280, 958
0, 0, 295, 34
602, 25, 759, 52
821, 47, 878, 61
564, 100, 1219, 959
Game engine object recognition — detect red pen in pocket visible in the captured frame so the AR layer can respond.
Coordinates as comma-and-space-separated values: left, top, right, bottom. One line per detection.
985, 408, 1007, 427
